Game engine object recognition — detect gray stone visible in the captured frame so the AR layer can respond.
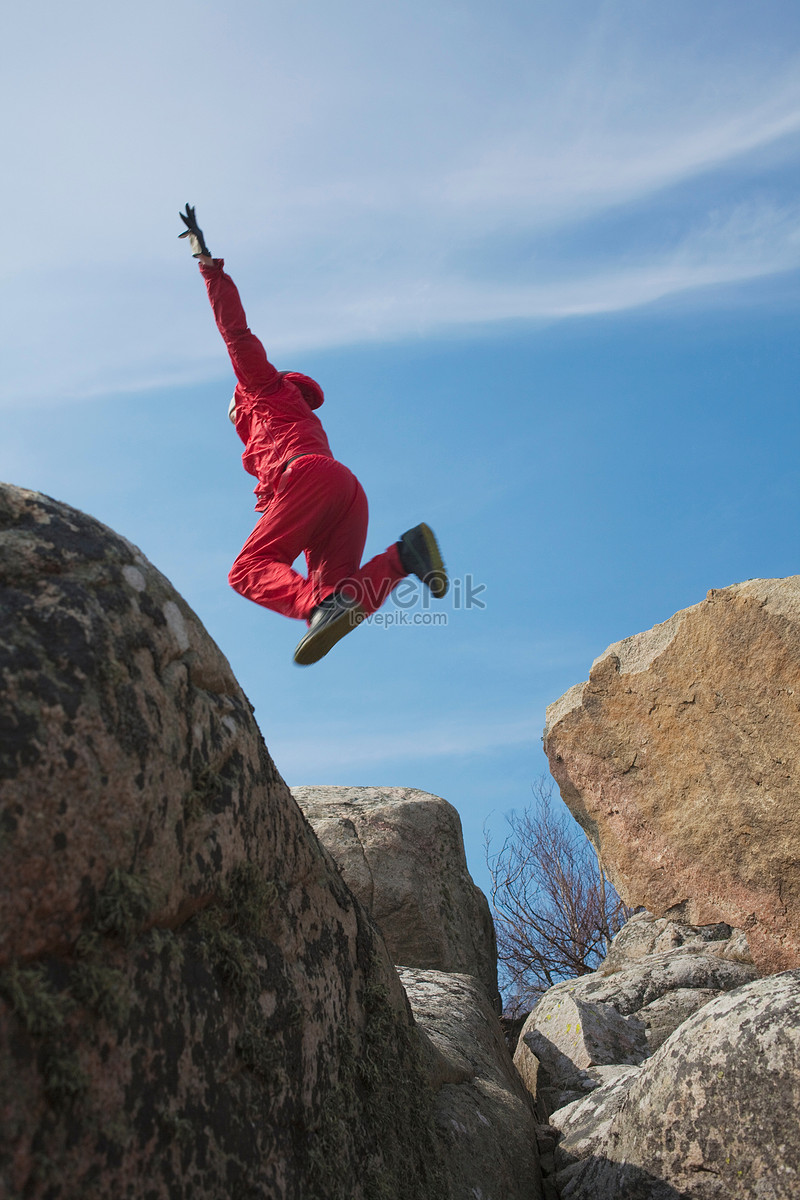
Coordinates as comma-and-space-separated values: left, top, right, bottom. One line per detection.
520, 991, 647, 1084
550, 943, 758, 1016
514, 1030, 542, 1102
513, 924, 758, 1118
550, 1065, 640, 1166
400, 968, 543, 1200
637, 986, 720, 1052
596, 910, 739, 975
293, 784, 499, 1006
513, 940, 755, 1096
551, 971, 800, 1199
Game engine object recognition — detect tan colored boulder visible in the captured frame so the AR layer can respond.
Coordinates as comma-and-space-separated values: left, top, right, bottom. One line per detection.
292, 785, 500, 1007
0, 483, 449, 1200
544, 577, 800, 974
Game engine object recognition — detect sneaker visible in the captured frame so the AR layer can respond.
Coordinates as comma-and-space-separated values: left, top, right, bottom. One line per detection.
293, 592, 367, 665
398, 523, 448, 599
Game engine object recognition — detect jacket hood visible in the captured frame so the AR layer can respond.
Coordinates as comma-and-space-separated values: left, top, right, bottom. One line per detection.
282, 371, 324, 410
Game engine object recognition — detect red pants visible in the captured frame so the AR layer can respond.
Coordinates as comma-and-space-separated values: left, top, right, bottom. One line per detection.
228, 454, 407, 621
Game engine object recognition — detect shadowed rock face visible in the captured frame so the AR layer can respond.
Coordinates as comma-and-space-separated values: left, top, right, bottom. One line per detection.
544, 577, 800, 974
0, 483, 449, 1200
399, 969, 543, 1200
292, 785, 500, 1008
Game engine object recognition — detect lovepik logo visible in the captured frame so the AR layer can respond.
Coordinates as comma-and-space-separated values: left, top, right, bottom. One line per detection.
331, 573, 487, 624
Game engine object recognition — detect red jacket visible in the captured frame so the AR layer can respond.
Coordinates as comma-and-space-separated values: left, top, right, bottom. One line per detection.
200, 260, 333, 511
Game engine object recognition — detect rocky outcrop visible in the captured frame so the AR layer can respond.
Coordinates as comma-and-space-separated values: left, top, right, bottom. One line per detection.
513, 914, 757, 1117
0, 477, 258, 964
544, 577, 800, 974
520, 990, 648, 1094
551, 970, 800, 1199
400, 969, 542, 1200
511, 913, 800, 1197
548, 1066, 640, 1176
291, 789, 537, 1192
293, 785, 499, 1007
595, 910, 752, 974
0, 483, 460, 1199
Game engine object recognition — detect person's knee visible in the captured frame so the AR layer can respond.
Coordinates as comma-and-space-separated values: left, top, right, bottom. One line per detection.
228, 561, 252, 598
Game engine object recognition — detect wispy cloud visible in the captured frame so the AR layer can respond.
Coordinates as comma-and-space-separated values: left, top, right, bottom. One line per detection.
268, 712, 540, 778
2, 0, 800, 404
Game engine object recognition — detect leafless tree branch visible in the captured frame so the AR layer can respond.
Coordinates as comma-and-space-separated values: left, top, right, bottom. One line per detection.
485, 777, 633, 1016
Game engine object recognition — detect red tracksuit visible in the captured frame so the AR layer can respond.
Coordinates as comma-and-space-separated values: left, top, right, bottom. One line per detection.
199, 260, 407, 621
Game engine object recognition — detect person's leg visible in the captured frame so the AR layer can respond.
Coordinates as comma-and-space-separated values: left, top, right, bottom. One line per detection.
230, 453, 445, 662
292, 462, 410, 665
300, 461, 369, 610
343, 542, 408, 614
228, 456, 359, 620
293, 527, 438, 665
303, 470, 407, 616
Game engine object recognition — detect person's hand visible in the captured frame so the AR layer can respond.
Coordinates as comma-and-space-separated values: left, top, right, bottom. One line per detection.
178, 204, 212, 259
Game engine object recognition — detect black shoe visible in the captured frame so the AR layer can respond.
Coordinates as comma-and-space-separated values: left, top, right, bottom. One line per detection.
293, 592, 367, 665
398, 523, 448, 599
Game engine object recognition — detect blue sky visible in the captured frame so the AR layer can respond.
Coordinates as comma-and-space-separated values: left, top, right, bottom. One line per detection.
2, 0, 800, 907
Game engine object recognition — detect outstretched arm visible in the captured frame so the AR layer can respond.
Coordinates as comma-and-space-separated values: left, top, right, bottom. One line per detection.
179, 205, 280, 395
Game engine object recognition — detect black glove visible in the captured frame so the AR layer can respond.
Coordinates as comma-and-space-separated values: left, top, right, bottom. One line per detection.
178, 204, 211, 258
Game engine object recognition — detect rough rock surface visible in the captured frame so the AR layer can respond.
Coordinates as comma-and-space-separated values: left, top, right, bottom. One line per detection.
521, 991, 647, 1082
636, 987, 720, 1052
595, 910, 750, 974
0, 484, 449, 1200
551, 971, 800, 1199
293, 785, 499, 1006
549, 1066, 640, 1169
544, 577, 800, 973
513, 917, 757, 1115
551, 943, 757, 1017
399, 968, 543, 1200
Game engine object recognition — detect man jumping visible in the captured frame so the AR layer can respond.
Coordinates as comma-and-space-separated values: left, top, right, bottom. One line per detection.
179, 205, 448, 665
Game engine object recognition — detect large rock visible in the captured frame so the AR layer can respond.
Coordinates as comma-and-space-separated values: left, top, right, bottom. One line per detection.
551, 943, 758, 1017
520, 991, 647, 1085
0, 484, 450, 1199
292, 785, 500, 1006
595, 910, 750, 974
551, 971, 800, 1199
549, 1066, 640, 1173
544, 577, 800, 974
0, 481, 271, 963
399, 968, 543, 1200
635, 987, 720, 1053
513, 918, 757, 1114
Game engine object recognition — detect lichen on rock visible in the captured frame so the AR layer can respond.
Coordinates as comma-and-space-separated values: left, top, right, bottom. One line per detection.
0, 482, 456, 1200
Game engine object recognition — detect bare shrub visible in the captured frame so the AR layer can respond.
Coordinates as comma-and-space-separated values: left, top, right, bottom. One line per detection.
485, 778, 633, 1016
